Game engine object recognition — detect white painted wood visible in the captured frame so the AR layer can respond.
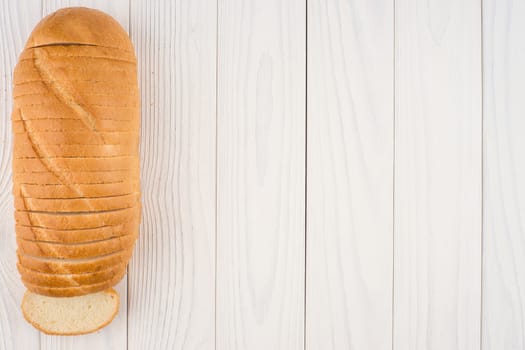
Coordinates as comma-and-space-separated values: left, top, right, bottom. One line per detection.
393, 0, 482, 349
0, 1, 42, 349
482, 0, 525, 348
127, 0, 216, 349
306, 0, 393, 349
38, 1, 130, 349
216, 0, 305, 349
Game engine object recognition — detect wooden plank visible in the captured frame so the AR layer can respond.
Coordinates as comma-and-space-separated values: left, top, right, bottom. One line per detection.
305, 0, 393, 349
127, 0, 217, 349
38, 1, 129, 349
393, 0, 482, 349
482, 0, 525, 348
216, 0, 305, 349
0, 1, 42, 349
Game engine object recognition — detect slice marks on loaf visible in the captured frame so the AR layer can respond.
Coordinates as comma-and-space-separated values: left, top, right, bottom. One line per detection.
14, 80, 138, 98
12, 118, 138, 133
14, 88, 139, 108
15, 205, 140, 229
22, 288, 120, 335
23, 266, 126, 297
17, 233, 138, 259
14, 183, 138, 199
18, 262, 126, 287
16, 219, 140, 243
18, 248, 134, 274
12, 104, 139, 121
14, 193, 140, 212
13, 156, 139, 173
14, 131, 139, 146
14, 144, 136, 159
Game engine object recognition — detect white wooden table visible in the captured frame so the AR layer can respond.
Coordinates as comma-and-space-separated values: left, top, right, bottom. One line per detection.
0, 0, 523, 349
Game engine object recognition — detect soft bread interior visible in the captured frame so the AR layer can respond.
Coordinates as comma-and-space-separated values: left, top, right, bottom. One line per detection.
21, 288, 119, 335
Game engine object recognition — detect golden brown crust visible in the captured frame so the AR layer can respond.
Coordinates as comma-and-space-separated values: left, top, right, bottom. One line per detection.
13, 156, 139, 173
14, 130, 139, 146
13, 118, 138, 134
18, 248, 134, 274
14, 80, 137, 97
14, 182, 139, 199
14, 143, 137, 159
13, 170, 139, 185
23, 269, 126, 297
16, 219, 139, 243
12, 104, 139, 121
19, 45, 136, 63
14, 60, 137, 86
15, 205, 140, 229
19, 263, 126, 287
14, 92, 139, 110
24, 7, 134, 52
21, 288, 120, 336
14, 193, 140, 212
17, 233, 137, 259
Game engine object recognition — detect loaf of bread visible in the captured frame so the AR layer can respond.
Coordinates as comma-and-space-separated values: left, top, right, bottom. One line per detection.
12, 7, 140, 335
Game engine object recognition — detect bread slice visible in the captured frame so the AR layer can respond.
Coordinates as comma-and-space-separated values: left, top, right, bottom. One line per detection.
23, 266, 126, 297
14, 143, 136, 159
13, 104, 139, 121
14, 193, 140, 212
14, 131, 139, 146
15, 79, 137, 98
13, 119, 138, 133
14, 89, 139, 109
22, 288, 120, 335
15, 205, 140, 229
18, 248, 134, 274
13, 156, 139, 173
16, 219, 139, 243
14, 169, 138, 185
14, 182, 138, 199
14, 62, 137, 86
19, 44, 136, 63
19, 263, 126, 287
17, 233, 137, 259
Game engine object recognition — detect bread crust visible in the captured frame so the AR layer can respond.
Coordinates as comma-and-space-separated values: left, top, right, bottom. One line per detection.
17, 233, 137, 259
14, 182, 139, 199
21, 288, 120, 336
14, 193, 140, 212
16, 219, 139, 243
19, 263, 126, 287
19, 44, 136, 62
25, 7, 134, 51
18, 248, 134, 274
14, 80, 137, 97
13, 118, 138, 133
14, 90, 139, 109
13, 170, 139, 185
13, 104, 139, 121
14, 130, 139, 146
14, 143, 137, 159
23, 269, 126, 297
15, 205, 140, 229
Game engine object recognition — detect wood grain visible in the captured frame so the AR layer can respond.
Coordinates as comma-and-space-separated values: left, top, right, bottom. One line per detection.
393, 0, 482, 349
216, 0, 305, 349
127, 0, 216, 349
0, 1, 42, 349
306, 0, 393, 349
482, 0, 525, 348
38, 1, 130, 348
